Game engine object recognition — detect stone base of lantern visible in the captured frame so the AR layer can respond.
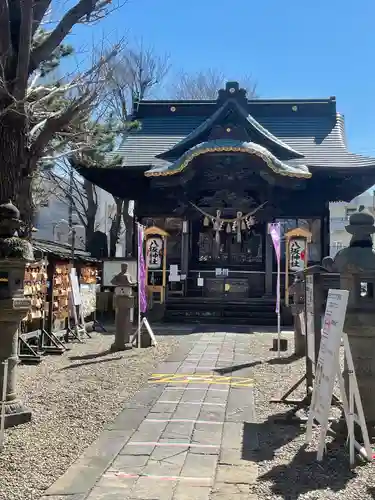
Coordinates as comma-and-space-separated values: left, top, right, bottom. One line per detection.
2, 401, 32, 429
0, 300, 32, 429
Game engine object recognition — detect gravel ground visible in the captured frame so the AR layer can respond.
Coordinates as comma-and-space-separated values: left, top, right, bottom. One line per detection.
0, 329, 179, 500
248, 333, 374, 500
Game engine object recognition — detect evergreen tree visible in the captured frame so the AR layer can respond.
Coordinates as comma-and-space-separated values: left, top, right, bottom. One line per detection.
0, 1, 119, 230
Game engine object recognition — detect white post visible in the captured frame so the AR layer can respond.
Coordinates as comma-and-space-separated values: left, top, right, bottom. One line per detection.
348, 368, 355, 466
0, 360, 9, 451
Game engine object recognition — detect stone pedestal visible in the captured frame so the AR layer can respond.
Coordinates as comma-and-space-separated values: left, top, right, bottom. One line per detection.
111, 295, 134, 351
0, 297, 32, 427
0, 201, 34, 428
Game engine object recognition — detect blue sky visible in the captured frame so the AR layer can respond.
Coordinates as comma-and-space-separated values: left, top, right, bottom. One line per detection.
68, 0, 375, 156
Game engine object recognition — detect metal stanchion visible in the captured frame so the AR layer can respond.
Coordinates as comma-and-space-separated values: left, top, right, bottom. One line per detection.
0, 360, 9, 451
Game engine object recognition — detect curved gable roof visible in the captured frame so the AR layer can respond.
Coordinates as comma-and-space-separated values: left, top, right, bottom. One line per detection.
156, 98, 304, 162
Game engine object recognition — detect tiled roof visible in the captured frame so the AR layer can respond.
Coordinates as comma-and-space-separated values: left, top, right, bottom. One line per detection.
115, 108, 375, 170
32, 239, 99, 262
156, 98, 304, 161
145, 139, 311, 179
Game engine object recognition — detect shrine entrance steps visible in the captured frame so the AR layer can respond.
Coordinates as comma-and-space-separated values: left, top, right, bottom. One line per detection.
164, 297, 291, 326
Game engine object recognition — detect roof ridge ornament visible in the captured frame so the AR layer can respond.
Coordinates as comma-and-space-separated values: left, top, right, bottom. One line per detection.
217, 81, 247, 105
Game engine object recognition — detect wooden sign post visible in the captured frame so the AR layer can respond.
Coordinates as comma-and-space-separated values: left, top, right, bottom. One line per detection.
285, 228, 312, 306
144, 226, 169, 305
306, 289, 372, 465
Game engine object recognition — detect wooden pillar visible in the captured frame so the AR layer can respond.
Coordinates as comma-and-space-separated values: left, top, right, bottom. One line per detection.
265, 231, 273, 296
181, 219, 190, 296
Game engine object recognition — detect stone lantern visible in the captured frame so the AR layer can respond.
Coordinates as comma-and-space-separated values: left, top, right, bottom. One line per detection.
333, 206, 375, 436
110, 263, 136, 351
0, 201, 34, 427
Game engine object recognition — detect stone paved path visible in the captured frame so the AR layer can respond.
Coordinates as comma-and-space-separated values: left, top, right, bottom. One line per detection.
42, 331, 259, 500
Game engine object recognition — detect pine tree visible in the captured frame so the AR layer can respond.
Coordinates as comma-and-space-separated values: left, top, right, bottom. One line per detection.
0, 1, 118, 230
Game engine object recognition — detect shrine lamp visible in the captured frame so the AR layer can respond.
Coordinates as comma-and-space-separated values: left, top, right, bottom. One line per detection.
285, 228, 312, 306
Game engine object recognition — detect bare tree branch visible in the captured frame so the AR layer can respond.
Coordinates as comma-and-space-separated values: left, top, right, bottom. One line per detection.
170, 68, 258, 100
29, 0, 113, 74
32, 0, 53, 36
105, 44, 170, 121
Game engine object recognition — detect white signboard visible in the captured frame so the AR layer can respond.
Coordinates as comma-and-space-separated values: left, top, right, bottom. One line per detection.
169, 264, 180, 282
289, 237, 307, 272
312, 290, 348, 423
170, 265, 178, 275
69, 268, 82, 306
146, 237, 163, 269
306, 289, 372, 465
169, 274, 181, 282
305, 275, 315, 365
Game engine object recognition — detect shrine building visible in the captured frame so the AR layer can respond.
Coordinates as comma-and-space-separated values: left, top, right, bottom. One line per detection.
78, 82, 375, 325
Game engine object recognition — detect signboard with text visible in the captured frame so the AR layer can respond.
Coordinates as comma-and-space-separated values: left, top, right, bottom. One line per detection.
146, 236, 163, 270
289, 237, 307, 272
310, 289, 348, 425
284, 227, 312, 306
306, 288, 372, 464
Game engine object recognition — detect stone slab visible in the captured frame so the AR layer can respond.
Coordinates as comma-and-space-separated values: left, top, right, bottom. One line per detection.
109, 453, 149, 474
167, 344, 195, 362
45, 431, 132, 496
221, 422, 243, 450
219, 448, 256, 466
174, 404, 201, 420
150, 401, 179, 414
180, 389, 207, 402
40, 496, 86, 500
162, 421, 195, 440
142, 457, 184, 477
198, 408, 226, 422
215, 464, 258, 485
131, 476, 177, 500
173, 485, 212, 500
210, 483, 253, 500
91, 474, 137, 493
44, 456, 115, 496
123, 386, 165, 408
155, 362, 182, 374
131, 420, 168, 442
105, 407, 149, 431
120, 443, 156, 455
181, 453, 217, 479
225, 390, 256, 422
85, 487, 132, 499
192, 428, 222, 446
150, 447, 188, 462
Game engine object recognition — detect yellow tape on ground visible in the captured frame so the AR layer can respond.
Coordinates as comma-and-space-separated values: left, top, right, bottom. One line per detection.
148, 373, 253, 387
